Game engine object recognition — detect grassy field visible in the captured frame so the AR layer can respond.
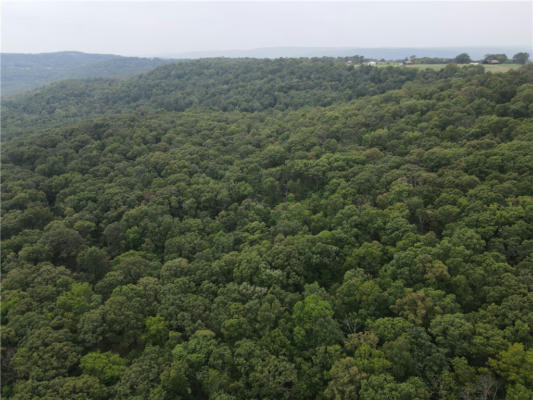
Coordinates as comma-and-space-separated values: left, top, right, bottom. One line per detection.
406, 63, 521, 72
371, 63, 522, 72
478, 64, 522, 72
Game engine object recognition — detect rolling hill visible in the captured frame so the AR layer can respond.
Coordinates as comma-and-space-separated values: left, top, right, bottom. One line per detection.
1, 51, 177, 96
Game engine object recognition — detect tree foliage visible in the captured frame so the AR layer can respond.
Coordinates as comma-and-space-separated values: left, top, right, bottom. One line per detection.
2, 58, 533, 399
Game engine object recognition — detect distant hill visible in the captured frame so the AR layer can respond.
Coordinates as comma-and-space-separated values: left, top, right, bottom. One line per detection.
1, 51, 178, 96
3, 55, 529, 139
1, 57, 423, 136
167, 46, 530, 60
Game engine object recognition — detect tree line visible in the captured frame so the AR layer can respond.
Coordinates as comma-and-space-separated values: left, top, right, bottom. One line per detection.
402, 52, 530, 65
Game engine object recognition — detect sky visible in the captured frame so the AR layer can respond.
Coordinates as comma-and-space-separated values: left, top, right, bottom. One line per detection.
2, 1, 532, 57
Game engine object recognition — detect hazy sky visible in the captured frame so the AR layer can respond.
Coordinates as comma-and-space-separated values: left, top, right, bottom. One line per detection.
2, 1, 532, 57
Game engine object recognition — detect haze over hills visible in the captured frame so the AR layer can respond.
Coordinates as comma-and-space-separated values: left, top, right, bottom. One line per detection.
164, 46, 531, 60
2, 47, 530, 98
1, 51, 178, 96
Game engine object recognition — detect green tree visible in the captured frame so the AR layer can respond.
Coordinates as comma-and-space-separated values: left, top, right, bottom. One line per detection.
40, 221, 85, 267
55, 282, 99, 331
324, 357, 365, 400
483, 54, 508, 64
489, 343, 533, 398
80, 351, 127, 384
11, 328, 81, 381
144, 315, 170, 346
293, 294, 342, 348
454, 53, 472, 64
77, 247, 110, 284
512, 52, 529, 65
429, 313, 474, 357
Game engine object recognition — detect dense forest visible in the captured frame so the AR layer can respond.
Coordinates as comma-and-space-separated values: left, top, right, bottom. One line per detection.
1, 58, 533, 400
2, 58, 423, 138
1, 51, 175, 96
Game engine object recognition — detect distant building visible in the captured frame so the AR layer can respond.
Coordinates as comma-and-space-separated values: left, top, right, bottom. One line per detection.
346, 60, 353, 66
366, 61, 377, 66
488, 59, 500, 64
469, 62, 480, 65
403, 60, 414, 65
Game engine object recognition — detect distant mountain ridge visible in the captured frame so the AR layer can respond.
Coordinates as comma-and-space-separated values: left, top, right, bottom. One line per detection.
1, 51, 179, 96
166, 46, 531, 60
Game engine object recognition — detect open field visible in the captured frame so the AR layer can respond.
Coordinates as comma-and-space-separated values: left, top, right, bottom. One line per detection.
370, 63, 523, 72
477, 64, 522, 72
406, 63, 522, 72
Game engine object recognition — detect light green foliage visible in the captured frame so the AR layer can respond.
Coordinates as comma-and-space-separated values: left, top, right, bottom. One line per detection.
80, 351, 127, 384
324, 357, 365, 400
359, 374, 430, 400
353, 344, 392, 375
55, 282, 99, 330
489, 343, 533, 395
144, 316, 170, 346
293, 294, 342, 347
369, 317, 411, 343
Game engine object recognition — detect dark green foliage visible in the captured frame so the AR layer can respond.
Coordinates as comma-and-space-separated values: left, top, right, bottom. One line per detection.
2, 58, 532, 399
454, 53, 472, 64
512, 52, 530, 65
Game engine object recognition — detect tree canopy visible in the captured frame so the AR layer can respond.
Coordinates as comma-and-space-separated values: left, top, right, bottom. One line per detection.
2, 57, 533, 400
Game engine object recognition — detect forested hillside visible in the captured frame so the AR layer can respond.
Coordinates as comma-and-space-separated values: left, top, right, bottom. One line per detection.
2, 58, 422, 137
1, 51, 174, 96
1, 59, 533, 400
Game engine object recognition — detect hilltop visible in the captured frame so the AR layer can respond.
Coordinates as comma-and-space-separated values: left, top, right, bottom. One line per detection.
1, 51, 177, 96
